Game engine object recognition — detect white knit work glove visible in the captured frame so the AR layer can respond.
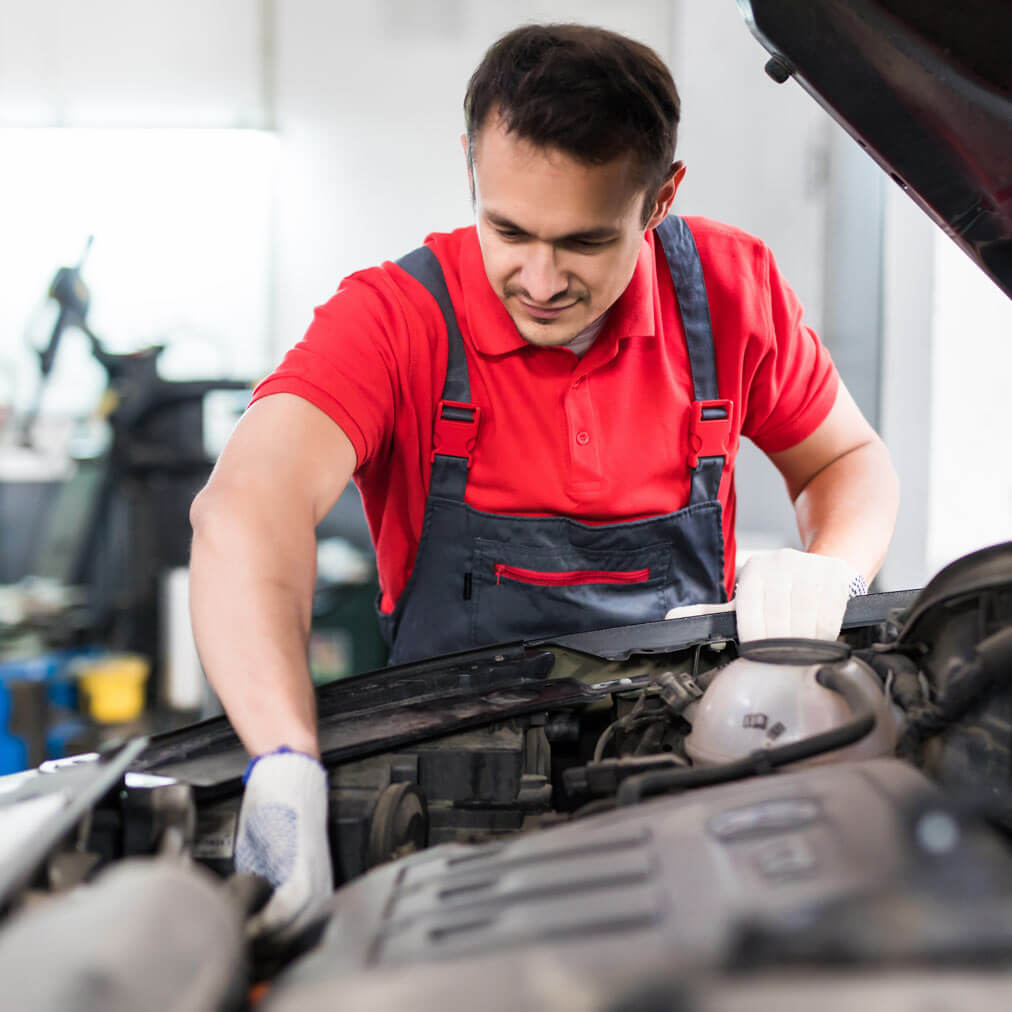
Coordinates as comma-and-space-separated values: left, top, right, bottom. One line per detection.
234, 748, 333, 940
663, 601, 736, 622
734, 548, 865, 642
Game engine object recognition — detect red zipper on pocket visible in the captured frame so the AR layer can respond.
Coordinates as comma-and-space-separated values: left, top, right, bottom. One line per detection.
494, 564, 650, 587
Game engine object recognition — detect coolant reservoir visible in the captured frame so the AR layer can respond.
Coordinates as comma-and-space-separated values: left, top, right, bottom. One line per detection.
684, 641, 897, 768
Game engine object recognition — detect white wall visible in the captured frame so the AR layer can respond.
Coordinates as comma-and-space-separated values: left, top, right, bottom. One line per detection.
669, 1, 829, 325
928, 233, 1012, 576
0, 0, 264, 127
878, 184, 935, 591
668, 1, 835, 555
876, 178, 1012, 591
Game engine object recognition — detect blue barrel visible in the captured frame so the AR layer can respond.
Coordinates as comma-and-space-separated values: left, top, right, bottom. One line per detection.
0, 647, 104, 769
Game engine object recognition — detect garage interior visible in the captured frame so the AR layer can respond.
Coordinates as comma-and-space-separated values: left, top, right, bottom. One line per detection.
0, 3, 1007, 1007
0, 3, 1010, 1007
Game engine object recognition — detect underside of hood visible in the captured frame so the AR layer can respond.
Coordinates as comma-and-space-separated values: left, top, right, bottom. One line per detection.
738, 0, 1012, 299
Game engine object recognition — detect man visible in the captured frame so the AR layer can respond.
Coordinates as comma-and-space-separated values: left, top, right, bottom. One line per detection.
190, 24, 898, 937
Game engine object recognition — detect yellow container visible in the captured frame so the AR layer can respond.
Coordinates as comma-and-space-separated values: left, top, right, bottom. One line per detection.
76, 654, 150, 724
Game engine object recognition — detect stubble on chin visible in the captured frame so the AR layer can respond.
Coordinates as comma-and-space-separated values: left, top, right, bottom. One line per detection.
503, 291, 594, 346
511, 313, 590, 348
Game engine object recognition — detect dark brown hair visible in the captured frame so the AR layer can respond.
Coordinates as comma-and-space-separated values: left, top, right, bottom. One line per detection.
464, 24, 681, 224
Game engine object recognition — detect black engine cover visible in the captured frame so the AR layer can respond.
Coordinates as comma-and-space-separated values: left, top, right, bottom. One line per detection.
264, 758, 1012, 1010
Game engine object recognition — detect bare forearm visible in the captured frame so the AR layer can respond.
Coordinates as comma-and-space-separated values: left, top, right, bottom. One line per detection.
792, 437, 899, 581
189, 490, 320, 758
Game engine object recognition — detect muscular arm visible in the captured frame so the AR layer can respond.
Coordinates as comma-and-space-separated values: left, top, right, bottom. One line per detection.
189, 394, 357, 758
767, 382, 899, 581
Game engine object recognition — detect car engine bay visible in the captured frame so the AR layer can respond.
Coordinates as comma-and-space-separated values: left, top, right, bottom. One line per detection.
0, 542, 1010, 1009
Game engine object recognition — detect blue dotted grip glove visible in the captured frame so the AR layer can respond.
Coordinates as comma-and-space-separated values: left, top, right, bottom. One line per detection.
235, 748, 333, 939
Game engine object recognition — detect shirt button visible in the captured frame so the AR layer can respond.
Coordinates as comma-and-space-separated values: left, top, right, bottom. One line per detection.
576, 431, 590, 446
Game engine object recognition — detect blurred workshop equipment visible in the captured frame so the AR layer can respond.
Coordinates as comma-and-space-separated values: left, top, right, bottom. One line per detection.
8, 239, 252, 685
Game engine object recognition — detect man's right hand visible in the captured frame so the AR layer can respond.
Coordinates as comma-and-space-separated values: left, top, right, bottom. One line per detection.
235, 748, 334, 940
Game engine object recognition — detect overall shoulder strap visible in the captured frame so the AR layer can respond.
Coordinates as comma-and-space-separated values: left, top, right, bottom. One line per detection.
396, 245, 477, 500
654, 216, 732, 506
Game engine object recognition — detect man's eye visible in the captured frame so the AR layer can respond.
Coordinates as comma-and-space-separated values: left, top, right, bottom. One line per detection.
495, 228, 524, 240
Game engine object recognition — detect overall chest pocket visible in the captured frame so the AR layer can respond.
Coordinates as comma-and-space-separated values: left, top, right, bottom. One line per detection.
471, 537, 672, 648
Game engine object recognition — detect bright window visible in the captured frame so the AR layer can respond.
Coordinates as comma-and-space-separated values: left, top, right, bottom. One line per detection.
0, 128, 277, 418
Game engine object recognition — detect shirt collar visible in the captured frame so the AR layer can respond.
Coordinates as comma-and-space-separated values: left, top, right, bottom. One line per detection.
459, 227, 658, 358
601, 232, 657, 344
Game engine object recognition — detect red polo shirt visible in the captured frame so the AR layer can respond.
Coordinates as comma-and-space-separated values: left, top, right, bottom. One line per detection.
251, 218, 838, 612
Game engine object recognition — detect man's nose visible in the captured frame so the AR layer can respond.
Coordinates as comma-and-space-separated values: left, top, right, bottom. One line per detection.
517, 243, 568, 304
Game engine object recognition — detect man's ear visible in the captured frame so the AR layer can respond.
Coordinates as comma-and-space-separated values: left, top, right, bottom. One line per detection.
643, 161, 687, 230
461, 133, 476, 206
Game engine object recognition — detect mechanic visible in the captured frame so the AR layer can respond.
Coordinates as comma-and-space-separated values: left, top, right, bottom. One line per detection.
189, 24, 899, 938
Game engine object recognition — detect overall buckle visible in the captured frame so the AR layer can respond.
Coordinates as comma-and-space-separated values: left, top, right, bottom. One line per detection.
687, 399, 733, 468
432, 400, 481, 466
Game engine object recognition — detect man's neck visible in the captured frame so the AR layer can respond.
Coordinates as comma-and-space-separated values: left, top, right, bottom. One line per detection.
563, 312, 609, 357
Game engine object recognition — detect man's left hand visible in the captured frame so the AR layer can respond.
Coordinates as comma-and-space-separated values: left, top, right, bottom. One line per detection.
734, 548, 865, 642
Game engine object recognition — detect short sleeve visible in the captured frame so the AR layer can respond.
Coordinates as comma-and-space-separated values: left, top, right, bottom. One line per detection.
742, 244, 839, 454
249, 271, 405, 471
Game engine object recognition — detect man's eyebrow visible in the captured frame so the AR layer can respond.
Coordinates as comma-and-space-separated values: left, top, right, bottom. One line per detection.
484, 211, 619, 242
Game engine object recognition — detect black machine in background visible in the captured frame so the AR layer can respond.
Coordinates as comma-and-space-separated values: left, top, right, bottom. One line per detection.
21, 239, 252, 668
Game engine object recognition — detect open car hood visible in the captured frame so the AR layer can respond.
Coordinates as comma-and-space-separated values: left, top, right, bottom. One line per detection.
738, 0, 1012, 299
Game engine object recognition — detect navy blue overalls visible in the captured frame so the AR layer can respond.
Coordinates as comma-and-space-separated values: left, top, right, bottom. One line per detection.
378, 216, 733, 665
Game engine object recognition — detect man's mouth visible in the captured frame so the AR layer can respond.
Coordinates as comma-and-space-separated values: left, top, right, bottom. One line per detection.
518, 299, 578, 321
